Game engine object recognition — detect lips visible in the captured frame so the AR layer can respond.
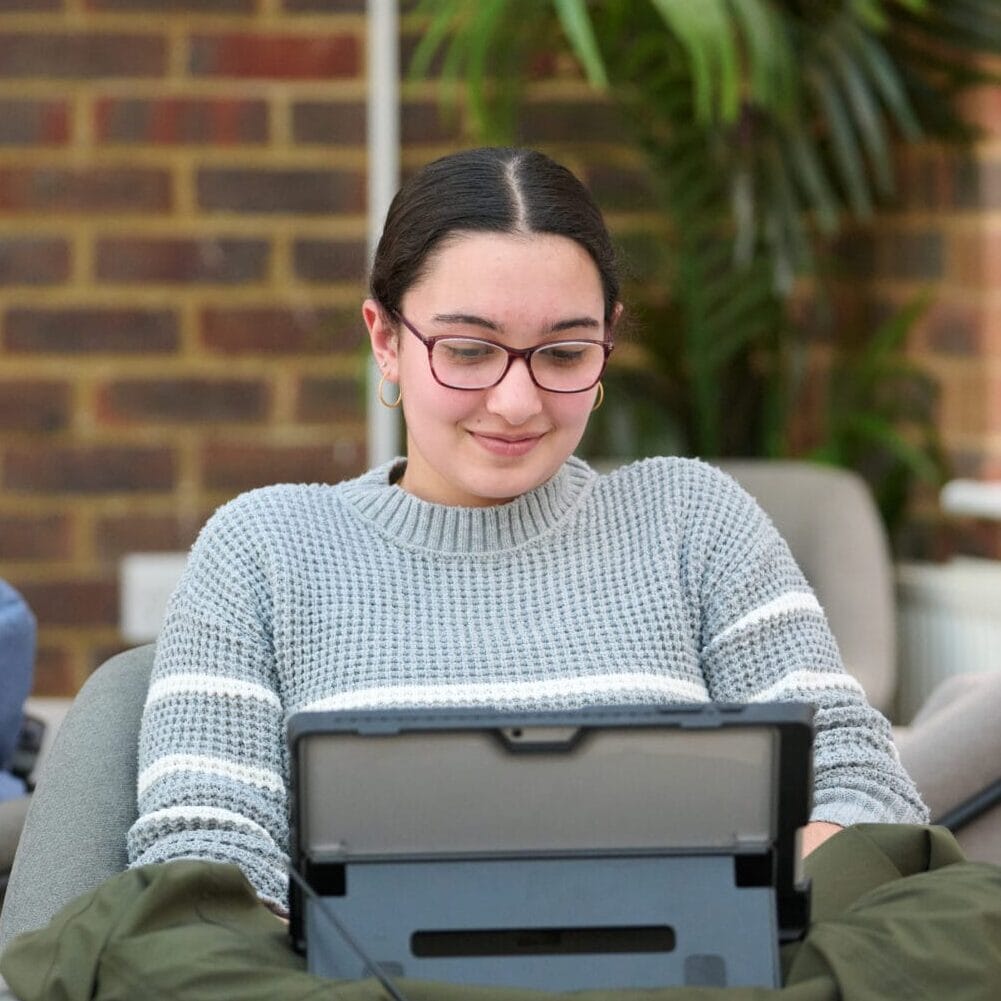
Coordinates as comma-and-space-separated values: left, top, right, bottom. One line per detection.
468, 430, 546, 457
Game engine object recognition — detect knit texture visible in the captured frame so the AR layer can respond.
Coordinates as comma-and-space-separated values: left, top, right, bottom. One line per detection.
127, 456, 928, 912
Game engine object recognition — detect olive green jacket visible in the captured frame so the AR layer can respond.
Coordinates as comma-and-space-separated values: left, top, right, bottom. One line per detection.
3, 825, 1000, 1001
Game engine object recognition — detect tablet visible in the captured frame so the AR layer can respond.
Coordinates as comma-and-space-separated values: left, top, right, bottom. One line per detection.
288, 702, 813, 990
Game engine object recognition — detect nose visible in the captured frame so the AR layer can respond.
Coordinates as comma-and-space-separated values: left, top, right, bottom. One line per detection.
483, 357, 544, 425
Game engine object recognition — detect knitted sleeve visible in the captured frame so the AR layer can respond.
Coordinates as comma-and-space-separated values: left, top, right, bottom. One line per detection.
126, 494, 291, 912
681, 463, 928, 827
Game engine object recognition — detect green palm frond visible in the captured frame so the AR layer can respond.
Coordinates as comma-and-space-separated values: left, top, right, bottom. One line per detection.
409, 0, 994, 528
552, 0, 607, 89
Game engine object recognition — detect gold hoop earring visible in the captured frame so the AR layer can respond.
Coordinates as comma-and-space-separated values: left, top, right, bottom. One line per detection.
378, 372, 401, 409
591, 382, 604, 412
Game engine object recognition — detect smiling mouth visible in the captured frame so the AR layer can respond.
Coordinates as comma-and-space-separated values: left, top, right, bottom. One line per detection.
468, 430, 547, 455
473, 432, 544, 443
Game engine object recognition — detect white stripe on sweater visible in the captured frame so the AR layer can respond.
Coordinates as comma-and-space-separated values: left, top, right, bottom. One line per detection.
748, 669, 866, 703
708, 591, 824, 648
131, 804, 278, 847
139, 754, 284, 798
146, 674, 282, 711
298, 672, 709, 714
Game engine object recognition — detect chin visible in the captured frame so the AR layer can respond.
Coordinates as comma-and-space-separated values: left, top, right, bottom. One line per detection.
465, 459, 560, 503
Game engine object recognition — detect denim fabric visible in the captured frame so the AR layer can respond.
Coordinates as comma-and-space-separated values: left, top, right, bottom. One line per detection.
0, 580, 35, 795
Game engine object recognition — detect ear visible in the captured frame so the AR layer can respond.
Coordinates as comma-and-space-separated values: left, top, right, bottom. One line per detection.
363, 299, 400, 383
609, 301, 624, 334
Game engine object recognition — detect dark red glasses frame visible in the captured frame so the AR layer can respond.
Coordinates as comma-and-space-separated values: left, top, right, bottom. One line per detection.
390, 309, 613, 393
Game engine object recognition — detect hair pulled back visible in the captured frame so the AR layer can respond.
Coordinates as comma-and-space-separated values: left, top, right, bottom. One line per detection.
369, 147, 619, 323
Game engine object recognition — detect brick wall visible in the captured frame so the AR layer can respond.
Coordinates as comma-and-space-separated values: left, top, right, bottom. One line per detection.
5, 3, 992, 696
0, 2, 654, 696
823, 66, 1001, 558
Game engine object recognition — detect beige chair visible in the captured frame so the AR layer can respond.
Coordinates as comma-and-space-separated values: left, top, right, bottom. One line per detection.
718, 460, 1001, 864
2, 460, 1000, 962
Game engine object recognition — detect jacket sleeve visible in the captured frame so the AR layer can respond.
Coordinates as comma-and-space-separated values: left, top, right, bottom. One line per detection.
0, 580, 36, 778
126, 496, 292, 913
685, 464, 928, 828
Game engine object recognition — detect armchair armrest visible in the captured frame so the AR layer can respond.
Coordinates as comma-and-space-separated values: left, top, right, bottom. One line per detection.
895, 671, 1001, 825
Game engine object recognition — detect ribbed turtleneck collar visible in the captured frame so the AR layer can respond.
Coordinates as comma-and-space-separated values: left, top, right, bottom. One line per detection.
338, 456, 597, 554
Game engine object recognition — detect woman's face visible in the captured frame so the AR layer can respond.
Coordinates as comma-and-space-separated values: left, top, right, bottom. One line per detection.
364, 231, 616, 508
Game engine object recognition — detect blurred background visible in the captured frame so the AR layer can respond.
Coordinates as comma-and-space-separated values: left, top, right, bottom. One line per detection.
1, 0, 1000, 708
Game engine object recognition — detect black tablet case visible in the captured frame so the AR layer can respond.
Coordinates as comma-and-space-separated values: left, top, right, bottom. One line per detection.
288, 703, 813, 990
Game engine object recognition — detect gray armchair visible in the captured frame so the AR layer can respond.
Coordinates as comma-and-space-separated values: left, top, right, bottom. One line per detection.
717, 460, 1001, 864
0, 645, 152, 955
2, 460, 1000, 963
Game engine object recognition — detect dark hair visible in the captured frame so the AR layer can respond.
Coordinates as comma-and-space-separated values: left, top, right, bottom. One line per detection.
369, 147, 620, 323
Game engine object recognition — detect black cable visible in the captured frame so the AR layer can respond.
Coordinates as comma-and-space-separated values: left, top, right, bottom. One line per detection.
934, 777, 1001, 833
286, 863, 411, 1001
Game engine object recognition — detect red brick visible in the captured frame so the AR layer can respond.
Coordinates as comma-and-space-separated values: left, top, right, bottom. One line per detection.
197, 168, 364, 215
5, 308, 179, 354
0, 514, 72, 560
201, 439, 364, 491
189, 33, 360, 80
15, 577, 118, 627
95, 237, 269, 284
517, 100, 626, 145
978, 453, 1001, 479
96, 378, 271, 424
585, 163, 657, 212
0, 99, 69, 146
284, 0, 364, 10
0, 380, 71, 432
200, 306, 363, 353
876, 229, 944, 280
31, 645, 77, 698
951, 155, 1001, 211
291, 101, 365, 145
0, 167, 171, 214
937, 365, 988, 437
919, 300, 981, 356
988, 368, 1001, 436
4, 444, 175, 493
94, 512, 204, 559
292, 239, 366, 283
0, 237, 69, 285
958, 85, 1001, 140
0, 34, 167, 79
981, 302, 1001, 356
895, 147, 954, 211
0, 0, 62, 11
95, 96, 268, 146
950, 227, 1001, 288
401, 100, 467, 144
296, 376, 362, 422
951, 519, 1001, 561
831, 232, 877, 279
88, 0, 253, 10
950, 449, 990, 480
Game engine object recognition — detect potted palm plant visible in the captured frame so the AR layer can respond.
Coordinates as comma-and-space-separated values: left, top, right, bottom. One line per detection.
410, 0, 1001, 543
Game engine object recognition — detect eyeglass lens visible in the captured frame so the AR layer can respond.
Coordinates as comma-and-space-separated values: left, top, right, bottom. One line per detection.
432, 339, 605, 391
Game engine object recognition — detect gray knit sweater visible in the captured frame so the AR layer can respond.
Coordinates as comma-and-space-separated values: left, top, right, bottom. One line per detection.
127, 456, 928, 911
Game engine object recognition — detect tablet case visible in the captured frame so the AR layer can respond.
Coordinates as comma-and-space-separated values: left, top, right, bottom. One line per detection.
288, 703, 813, 991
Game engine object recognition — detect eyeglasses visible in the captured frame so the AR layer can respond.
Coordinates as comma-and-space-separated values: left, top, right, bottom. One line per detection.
391, 311, 613, 393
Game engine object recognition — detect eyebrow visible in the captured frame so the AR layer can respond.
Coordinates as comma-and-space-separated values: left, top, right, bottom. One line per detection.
432, 313, 601, 334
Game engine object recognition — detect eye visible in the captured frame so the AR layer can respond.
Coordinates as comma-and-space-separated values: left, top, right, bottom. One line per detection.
437, 339, 499, 364
537, 343, 589, 365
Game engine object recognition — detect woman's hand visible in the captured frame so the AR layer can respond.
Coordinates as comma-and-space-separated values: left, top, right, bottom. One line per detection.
801, 821, 843, 857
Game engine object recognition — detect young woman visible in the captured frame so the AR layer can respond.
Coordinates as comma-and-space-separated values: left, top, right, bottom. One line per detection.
125, 146, 927, 918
